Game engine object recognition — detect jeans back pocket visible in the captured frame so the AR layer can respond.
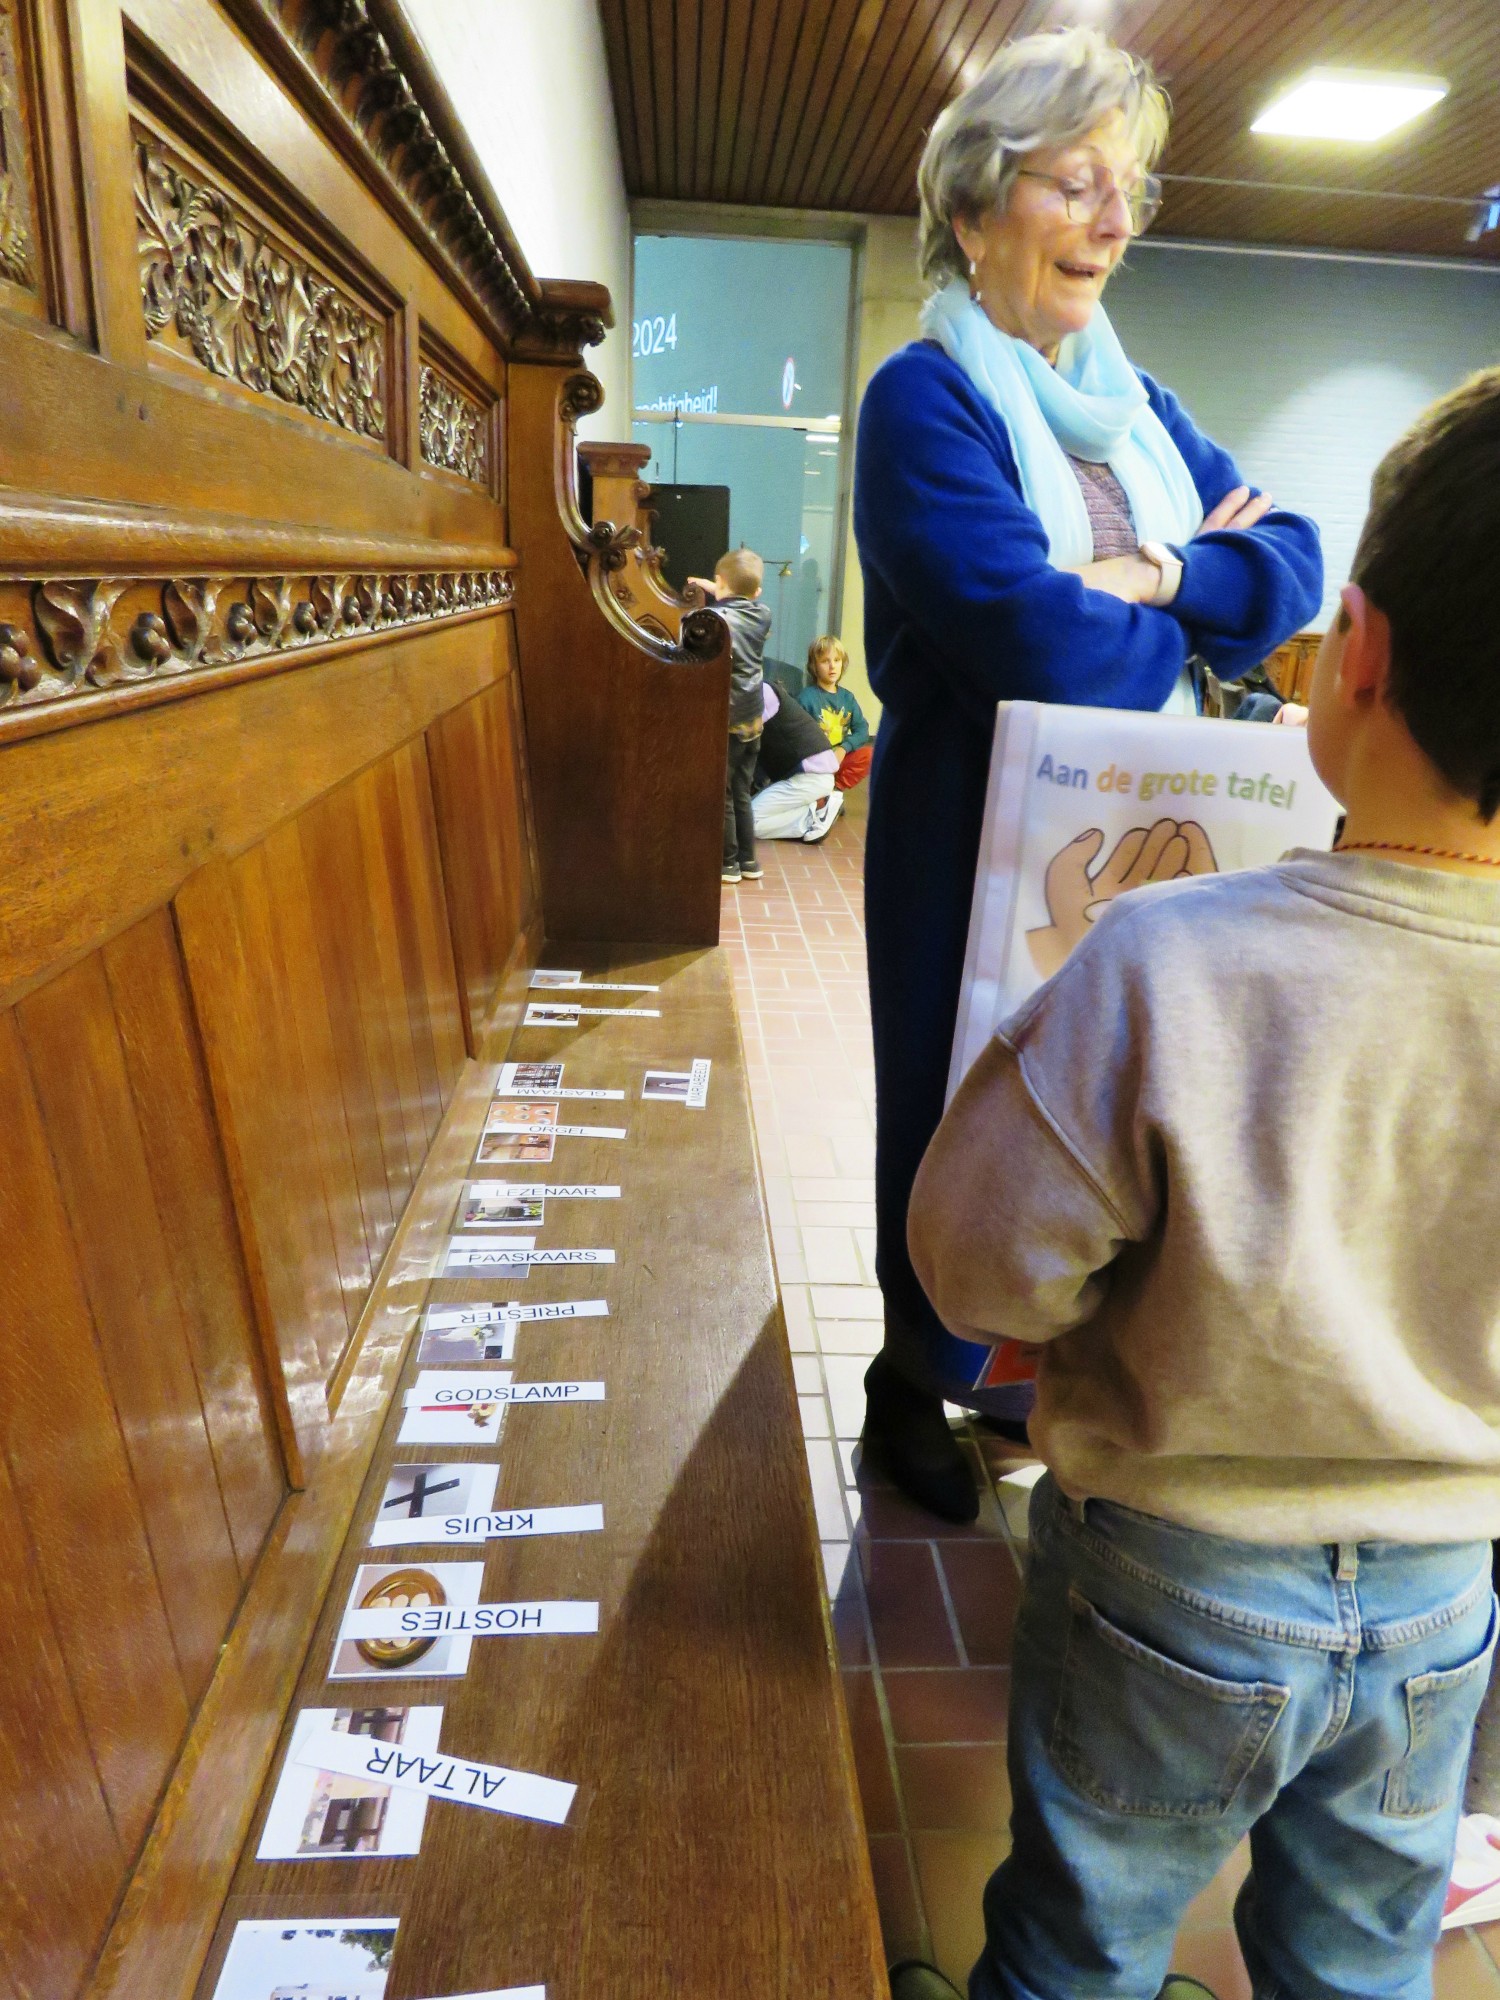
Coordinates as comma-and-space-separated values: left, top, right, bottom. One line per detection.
1384, 1598, 1498, 1819
1052, 1589, 1290, 1819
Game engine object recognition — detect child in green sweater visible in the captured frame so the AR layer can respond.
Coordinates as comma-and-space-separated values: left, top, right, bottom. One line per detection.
798, 636, 873, 792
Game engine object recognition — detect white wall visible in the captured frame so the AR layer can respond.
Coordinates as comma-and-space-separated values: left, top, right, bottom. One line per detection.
839, 227, 1500, 676
403, 0, 631, 436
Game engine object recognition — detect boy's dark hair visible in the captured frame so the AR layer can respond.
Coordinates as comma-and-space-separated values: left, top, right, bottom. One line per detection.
1351, 366, 1500, 821
715, 547, 763, 598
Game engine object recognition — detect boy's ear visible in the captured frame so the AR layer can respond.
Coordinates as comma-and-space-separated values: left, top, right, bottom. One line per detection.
1334, 583, 1393, 708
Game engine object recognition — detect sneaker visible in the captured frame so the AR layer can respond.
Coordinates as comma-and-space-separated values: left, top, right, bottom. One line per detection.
1443, 1814, 1500, 1927
802, 792, 844, 843
721, 866, 742, 884
740, 863, 764, 880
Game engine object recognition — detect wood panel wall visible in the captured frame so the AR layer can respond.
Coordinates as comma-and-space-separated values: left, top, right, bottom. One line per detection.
0, 0, 731, 1986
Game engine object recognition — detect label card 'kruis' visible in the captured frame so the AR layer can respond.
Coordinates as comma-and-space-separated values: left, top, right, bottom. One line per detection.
369, 1501, 605, 1548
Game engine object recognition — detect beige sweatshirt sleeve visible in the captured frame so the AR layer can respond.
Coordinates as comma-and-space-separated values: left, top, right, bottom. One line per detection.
908, 912, 1161, 1350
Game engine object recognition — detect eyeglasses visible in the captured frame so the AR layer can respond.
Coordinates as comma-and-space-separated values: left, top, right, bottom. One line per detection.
1016, 165, 1162, 234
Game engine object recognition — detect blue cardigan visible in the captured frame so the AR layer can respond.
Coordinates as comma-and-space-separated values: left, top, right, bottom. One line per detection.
855, 338, 1323, 1394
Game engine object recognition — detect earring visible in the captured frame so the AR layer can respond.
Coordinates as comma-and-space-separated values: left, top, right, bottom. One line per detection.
969, 259, 977, 277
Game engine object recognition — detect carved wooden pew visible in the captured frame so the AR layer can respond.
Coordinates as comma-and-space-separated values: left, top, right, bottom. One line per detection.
0, 2, 883, 1996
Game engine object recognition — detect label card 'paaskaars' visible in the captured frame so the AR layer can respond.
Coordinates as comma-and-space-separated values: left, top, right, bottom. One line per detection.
294, 1721, 576, 1827
257, 1705, 443, 1859
444, 1241, 615, 1272
373, 1500, 605, 1547
339, 1598, 600, 1640
397, 1373, 511, 1445
330, 1562, 485, 1680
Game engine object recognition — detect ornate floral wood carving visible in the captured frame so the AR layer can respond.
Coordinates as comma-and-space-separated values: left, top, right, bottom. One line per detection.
0, 566, 513, 715
230, 0, 609, 357
419, 364, 489, 485
134, 128, 386, 441
0, 0, 36, 287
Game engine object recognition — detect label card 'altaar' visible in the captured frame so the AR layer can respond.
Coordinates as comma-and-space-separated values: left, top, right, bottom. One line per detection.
294, 1721, 576, 1827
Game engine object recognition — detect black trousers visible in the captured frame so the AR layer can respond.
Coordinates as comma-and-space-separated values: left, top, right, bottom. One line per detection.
723, 735, 759, 870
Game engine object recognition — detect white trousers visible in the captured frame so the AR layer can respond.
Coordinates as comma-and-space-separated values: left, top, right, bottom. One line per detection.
752, 770, 828, 841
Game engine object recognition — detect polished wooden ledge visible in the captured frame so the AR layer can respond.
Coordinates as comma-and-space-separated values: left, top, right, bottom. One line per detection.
176, 944, 886, 2000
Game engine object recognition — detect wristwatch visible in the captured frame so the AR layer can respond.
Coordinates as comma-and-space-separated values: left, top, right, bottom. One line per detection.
1138, 540, 1184, 608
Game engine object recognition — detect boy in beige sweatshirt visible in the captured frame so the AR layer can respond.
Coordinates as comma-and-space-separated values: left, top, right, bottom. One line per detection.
897, 373, 1500, 2000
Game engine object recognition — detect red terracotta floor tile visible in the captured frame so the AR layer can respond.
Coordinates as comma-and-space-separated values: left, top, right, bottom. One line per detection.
867, 1834, 928, 1964
936, 1540, 1024, 1665
843, 1668, 902, 1837
911, 1830, 1008, 1989
896, 1744, 1013, 1833
1464, 1928, 1500, 1992
1168, 1926, 1253, 2000
859, 1541, 962, 1668
883, 1667, 1012, 1746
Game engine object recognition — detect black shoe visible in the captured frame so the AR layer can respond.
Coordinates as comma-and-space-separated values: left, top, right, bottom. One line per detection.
862, 1352, 979, 1525
889, 1961, 964, 2000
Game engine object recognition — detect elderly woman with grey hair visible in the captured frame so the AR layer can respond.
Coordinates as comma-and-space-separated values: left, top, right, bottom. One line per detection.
855, 28, 1322, 1542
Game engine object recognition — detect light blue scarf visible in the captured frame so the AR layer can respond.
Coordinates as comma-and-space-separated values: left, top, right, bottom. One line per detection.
920, 279, 1204, 567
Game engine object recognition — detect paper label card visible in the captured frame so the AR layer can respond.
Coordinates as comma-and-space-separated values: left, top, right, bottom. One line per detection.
405, 1374, 605, 1410
531, 970, 658, 992
256, 1705, 443, 1860
488, 1102, 558, 1132
503, 1297, 609, 1324
468, 1180, 620, 1201
642, 1058, 711, 1107
496, 1063, 624, 1100
444, 1241, 614, 1273
478, 1126, 555, 1164
373, 1500, 604, 1547
340, 1598, 600, 1640
209, 1920, 541, 2000
331, 1563, 485, 1680
370, 1463, 499, 1545
417, 1306, 518, 1365
525, 1002, 662, 1025
461, 1192, 545, 1227
295, 1722, 576, 1827
498, 1059, 564, 1091
441, 1233, 534, 1277
397, 1372, 512, 1445
209, 1918, 400, 2000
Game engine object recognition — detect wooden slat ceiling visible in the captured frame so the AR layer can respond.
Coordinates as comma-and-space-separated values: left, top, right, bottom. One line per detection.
599, 0, 1500, 261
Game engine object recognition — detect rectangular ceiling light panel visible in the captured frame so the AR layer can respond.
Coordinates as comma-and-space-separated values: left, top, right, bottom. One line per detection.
1252, 68, 1448, 143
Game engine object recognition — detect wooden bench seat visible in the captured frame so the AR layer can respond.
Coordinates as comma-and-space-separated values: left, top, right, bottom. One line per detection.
193, 947, 885, 1999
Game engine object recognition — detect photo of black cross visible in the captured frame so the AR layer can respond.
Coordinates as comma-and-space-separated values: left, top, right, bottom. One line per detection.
382, 1468, 462, 1516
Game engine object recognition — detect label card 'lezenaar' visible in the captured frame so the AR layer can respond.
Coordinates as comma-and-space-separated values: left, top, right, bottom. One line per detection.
294, 1721, 576, 1826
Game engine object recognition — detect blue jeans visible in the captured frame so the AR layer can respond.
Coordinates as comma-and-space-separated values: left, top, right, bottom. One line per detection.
972, 1476, 1496, 2000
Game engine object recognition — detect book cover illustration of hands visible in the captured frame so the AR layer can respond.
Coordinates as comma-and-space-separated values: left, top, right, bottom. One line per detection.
947, 701, 1340, 1392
